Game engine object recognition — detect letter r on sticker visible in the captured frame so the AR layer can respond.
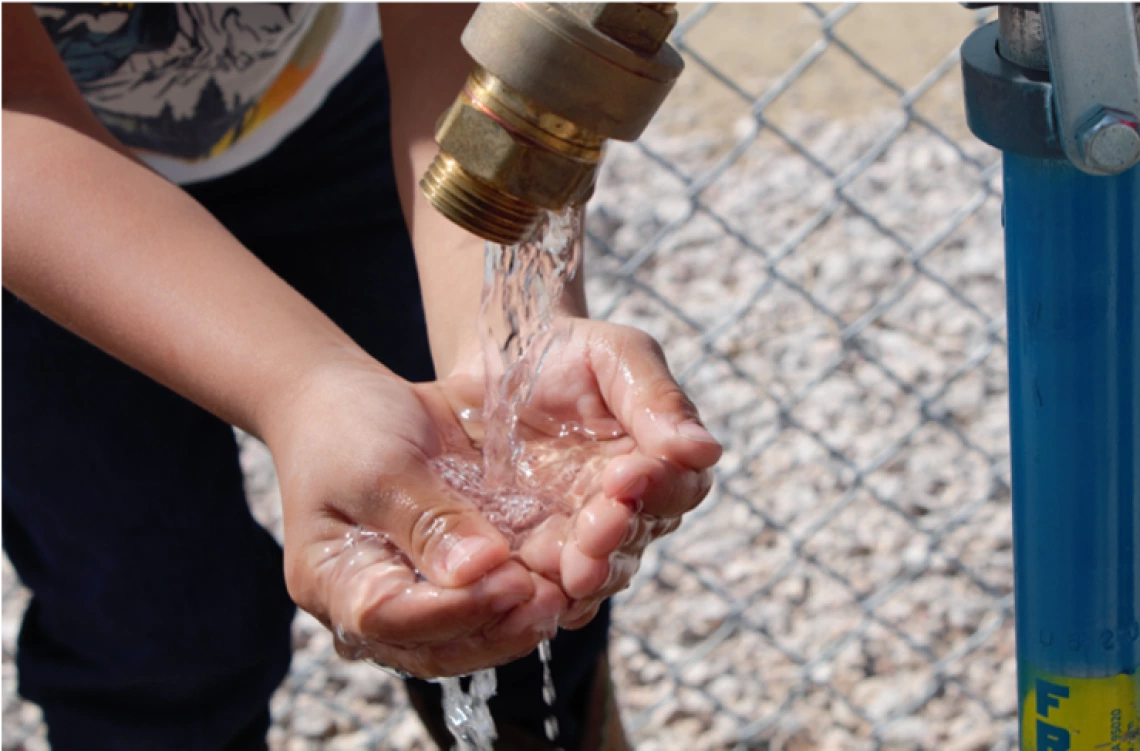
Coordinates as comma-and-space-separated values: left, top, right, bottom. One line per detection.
1036, 720, 1070, 751
1035, 678, 1069, 717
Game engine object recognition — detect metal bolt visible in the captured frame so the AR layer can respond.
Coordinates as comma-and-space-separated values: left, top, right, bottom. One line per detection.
1077, 109, 1140, 175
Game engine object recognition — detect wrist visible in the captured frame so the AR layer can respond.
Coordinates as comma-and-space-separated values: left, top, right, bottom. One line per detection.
257, 342, 397, 453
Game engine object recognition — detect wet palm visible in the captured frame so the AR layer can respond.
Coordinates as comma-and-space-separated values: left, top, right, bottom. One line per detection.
273, 318, 720, 678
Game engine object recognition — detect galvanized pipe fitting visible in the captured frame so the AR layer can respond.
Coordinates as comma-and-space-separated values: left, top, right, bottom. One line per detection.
997, 5, 1048, 71
420, 3, 684, 244
989, 3, 1140, 175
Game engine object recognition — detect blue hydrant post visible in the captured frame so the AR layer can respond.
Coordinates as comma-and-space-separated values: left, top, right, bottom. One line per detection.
1005, 154, 1139, 748
963, 8, 1139, 749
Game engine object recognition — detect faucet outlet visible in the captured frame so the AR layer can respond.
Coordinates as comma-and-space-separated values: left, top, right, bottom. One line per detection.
419, 3, 684, 244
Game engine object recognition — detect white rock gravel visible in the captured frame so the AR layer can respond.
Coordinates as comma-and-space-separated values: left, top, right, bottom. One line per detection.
4, 105, 1014, 749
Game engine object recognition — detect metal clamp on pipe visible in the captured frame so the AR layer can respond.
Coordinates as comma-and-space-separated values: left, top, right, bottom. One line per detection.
419, 3, 684, 244
963, 3, 1140, 173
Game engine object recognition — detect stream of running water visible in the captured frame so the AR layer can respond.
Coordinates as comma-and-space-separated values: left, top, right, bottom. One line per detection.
329, 208, 616, 749
431, 208, 588, 751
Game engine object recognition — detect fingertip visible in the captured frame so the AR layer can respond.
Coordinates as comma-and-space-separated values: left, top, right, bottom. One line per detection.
602, 455, 664, 518
676, 421, 721, 447
631, 410, 721, 472
439, 533, 511, 587
531, 572, 570, 617
575, 496, 637, 559
561, 541, 610, 600
482, 560, 537, 613
496, 573, 568, 639
517, 514, 568, 580
602, 455, 652, 500
559, 601, 602, 631
664, 423, 723, 471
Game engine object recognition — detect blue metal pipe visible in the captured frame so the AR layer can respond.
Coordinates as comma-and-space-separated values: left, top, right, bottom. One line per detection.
1003, 153, 1139, 746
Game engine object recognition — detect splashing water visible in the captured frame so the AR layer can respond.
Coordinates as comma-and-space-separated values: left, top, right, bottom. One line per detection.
429, 207, 606, 547
325, 207, 619, 749
440, 670, 498, 751
432, 208, 593, 750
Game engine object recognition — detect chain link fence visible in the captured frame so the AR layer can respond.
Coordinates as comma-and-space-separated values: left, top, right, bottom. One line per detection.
4, 3, 1016, 749
585, 3, 1014, 748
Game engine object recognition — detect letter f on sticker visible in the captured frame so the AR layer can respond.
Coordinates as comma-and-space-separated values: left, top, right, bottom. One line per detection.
1035, 678, 1069, 717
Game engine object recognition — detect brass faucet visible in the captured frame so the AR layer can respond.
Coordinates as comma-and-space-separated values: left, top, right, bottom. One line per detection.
419, 3, 684, 244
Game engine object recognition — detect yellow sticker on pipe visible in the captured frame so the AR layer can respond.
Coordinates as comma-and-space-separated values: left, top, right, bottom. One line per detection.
1021, 671, 1138, 750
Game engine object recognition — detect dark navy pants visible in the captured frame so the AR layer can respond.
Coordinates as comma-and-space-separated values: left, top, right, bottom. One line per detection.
3, 43, 608, 751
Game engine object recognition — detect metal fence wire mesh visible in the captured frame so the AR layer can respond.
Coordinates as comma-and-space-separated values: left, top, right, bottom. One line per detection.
2, 4, 1018, 750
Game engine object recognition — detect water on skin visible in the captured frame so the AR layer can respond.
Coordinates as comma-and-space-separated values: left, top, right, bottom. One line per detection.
329, 208, 622, 747
433, 208, 588, 750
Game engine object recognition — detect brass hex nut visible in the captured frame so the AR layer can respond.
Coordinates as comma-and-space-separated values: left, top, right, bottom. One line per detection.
568, 2, 678, 54
435, 97, 598, 210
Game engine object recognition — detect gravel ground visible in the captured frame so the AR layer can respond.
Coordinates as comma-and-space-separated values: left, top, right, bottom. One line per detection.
4, 5, 1015, 749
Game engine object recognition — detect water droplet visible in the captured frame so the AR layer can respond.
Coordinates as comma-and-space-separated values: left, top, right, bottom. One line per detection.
544, 715, 560, 742
538, 639, 559, 743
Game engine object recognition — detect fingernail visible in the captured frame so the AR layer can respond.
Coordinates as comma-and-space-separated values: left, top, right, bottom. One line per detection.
677, 421, 720, 445
613, 474, 649, 501
491, 589, 532, 614
617, 497, 644, 515
445, 536, 492, 574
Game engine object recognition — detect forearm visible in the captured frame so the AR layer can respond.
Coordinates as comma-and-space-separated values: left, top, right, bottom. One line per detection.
2, 109, 379, 439
2, 3, 384, 438
379, 4, 587, 379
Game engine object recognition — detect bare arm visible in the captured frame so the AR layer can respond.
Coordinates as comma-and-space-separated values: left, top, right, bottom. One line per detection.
1, 4, 380, 440
3, 6, 719, 674
379, 4, 588, 379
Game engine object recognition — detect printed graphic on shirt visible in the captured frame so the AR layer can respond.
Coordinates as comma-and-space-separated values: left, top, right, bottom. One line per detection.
34, 3, 338, 161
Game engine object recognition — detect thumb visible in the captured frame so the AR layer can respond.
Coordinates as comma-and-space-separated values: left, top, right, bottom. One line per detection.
368, 470, 511, 588
589, 323, 722, 470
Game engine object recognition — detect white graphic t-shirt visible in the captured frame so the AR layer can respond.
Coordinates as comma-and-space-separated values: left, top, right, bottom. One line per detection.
34, 3, 380, 184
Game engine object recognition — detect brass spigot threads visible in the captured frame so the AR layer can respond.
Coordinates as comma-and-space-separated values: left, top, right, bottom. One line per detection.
420, 153, 544, 245
425, 67, 603, 244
